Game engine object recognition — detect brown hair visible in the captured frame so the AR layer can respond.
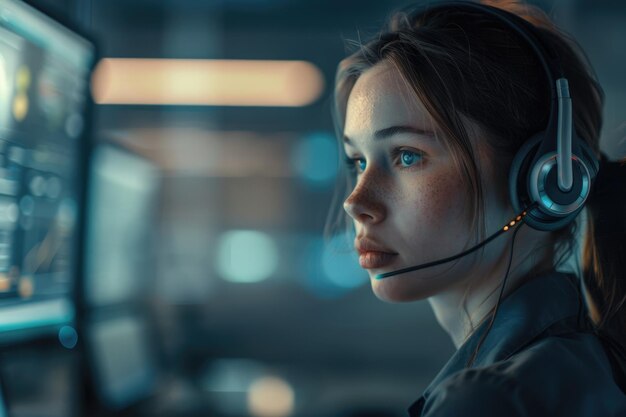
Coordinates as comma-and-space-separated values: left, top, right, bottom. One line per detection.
326, 0, 626, 359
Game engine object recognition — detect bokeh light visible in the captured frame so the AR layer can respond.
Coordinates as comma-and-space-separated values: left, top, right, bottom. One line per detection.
322, 232, 368, 288
248, 376, 295, 417
92, 59, 324, 107
58, 325, 78, 349
200, 358, 269, 416
298, 232, 367, 299
217, 230, 279, 283
290, 131, 338, 184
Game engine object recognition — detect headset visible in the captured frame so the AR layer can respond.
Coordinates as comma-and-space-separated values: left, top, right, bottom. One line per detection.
375, 0, 600, 281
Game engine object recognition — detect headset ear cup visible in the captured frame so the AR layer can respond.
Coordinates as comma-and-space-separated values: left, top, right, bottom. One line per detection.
509, 131, 597, 232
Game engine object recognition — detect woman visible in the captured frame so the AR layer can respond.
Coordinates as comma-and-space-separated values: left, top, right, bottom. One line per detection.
326, 0, 626, 415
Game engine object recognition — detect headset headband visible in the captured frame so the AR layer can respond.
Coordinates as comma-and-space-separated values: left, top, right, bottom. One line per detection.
433, 2, 564, 98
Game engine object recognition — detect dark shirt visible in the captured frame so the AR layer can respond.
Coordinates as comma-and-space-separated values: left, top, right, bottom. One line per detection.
408, 270, 626, 416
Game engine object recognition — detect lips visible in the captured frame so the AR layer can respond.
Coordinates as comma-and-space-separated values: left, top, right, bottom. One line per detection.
355, 237, 398, 270
358, 251, 398, 269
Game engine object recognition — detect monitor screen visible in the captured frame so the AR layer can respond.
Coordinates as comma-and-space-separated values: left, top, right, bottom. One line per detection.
83, 143, 160, 307
0, 0, 94, 339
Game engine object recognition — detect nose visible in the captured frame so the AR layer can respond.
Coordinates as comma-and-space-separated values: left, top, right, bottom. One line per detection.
343, 180, 387, 225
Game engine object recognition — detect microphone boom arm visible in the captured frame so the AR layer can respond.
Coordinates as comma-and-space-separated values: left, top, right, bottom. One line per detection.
375, 203, 538, 280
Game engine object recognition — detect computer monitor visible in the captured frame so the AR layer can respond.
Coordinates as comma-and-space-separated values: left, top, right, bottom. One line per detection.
0, 0, 95, 341
81, 142, 161, 412
83, 143, 160, 307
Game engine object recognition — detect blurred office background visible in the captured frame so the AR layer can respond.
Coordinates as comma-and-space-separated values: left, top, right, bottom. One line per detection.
0, 0, 624, 416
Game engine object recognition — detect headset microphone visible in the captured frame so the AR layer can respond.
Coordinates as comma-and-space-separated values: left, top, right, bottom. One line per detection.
375, 202, 538, 280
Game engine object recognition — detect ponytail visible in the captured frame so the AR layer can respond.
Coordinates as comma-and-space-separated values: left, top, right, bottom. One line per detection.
583, 153, 626, 346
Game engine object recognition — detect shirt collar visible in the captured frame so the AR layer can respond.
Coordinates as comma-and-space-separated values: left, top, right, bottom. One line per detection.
419, 270, 585, 402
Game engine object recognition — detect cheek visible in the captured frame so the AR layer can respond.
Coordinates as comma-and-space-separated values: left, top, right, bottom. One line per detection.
404, 171, 470, 232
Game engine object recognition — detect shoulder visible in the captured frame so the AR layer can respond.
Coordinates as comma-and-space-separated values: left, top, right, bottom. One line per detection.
423, 333, 617, 417
422, 367, 525, 416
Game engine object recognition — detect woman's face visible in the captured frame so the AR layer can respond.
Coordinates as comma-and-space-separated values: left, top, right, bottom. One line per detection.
342, 61, 511, 302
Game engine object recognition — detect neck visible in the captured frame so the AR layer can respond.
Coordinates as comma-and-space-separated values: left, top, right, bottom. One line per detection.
428, 228, 554, 349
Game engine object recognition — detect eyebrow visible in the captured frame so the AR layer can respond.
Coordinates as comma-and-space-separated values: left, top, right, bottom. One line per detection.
342, 125, 435, 145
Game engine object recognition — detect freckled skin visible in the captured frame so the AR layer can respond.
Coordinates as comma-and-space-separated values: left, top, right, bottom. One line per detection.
343, 61, 483, 300
342, 61, 553, 347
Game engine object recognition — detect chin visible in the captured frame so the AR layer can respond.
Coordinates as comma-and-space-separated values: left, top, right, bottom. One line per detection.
370, 274, 421, 303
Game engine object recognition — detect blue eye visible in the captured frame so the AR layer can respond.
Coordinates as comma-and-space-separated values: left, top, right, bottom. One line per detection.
397, 150, 423, 167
